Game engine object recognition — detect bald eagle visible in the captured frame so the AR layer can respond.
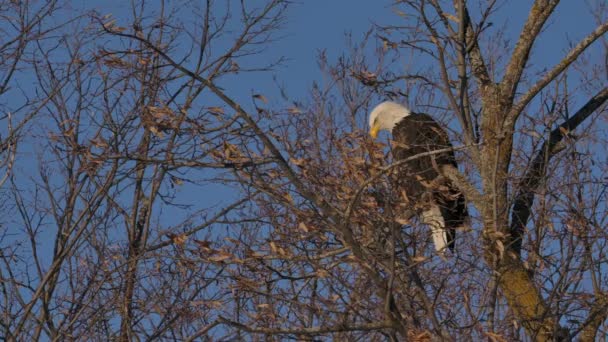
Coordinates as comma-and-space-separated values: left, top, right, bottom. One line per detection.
369, 101, 468, 255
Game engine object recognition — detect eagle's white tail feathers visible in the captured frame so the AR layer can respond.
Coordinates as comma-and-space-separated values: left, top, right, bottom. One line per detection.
421, 206, 448, 256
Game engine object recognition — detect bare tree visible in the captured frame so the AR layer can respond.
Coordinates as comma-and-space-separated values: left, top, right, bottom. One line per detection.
0, 0, 66, 189
2, 0, 288, 340
1, 0, 607, 341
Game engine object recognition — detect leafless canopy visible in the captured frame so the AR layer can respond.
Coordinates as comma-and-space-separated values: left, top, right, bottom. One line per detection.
0, 0, 606, 341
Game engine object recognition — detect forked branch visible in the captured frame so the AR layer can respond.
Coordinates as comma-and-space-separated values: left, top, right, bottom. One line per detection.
500, 0, 559, 104
507, 21, 608, 126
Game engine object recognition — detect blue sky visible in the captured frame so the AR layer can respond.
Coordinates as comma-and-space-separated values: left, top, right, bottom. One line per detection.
18, 0, 597, 236
9, 0, 604, 247
274, 1, 599, 98
58, 0, 602, 121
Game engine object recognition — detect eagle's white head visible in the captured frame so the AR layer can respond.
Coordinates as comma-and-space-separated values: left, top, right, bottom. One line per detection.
368, 101, 411, 138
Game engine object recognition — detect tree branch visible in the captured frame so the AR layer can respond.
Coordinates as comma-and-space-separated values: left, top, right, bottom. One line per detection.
420, 2, 477, 152
509, 86, 608, 254
507, 20, 608, 126
500, 0, 559, 104
456, 0, 476, 144
440, 163, 483, 209
456, 1, 492, 87
496, 255, 567, 341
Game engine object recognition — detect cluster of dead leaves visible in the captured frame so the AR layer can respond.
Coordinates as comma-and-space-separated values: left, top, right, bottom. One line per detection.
407, 330, 432, 342
286, 131, 392, 231
102, 54, 130, 69
351, 69, 378, 86
49, 122, 111, 176
142, 105, 181, 137
165, 234, 241, 265
268, 240, 290, 257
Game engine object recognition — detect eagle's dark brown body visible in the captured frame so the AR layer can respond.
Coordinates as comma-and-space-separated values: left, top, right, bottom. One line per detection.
392, 113, 468, 250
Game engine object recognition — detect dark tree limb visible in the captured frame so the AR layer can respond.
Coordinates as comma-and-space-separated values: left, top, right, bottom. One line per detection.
454, 0, 492, 87
420, 1, 475, 148
456, 0, 476, 144
509, 87, 608, 254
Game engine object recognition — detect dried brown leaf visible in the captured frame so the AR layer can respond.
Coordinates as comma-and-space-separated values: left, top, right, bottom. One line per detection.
90, 136, 109, 148
252, 94, 268, 103
290, 158, 306, 167
148, 125, 164, 137
102, 19, 116, 29
484, 332, 508, 342
208, 250, 232, 262
412, 255, 427, 263
286, 107, 301, 114
170, 233, 188, 246
316, 269, 329, 278
208, 106, 224, 115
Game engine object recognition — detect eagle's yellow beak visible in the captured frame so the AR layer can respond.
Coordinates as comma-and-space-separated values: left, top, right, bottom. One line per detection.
370, 123, 380, 139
